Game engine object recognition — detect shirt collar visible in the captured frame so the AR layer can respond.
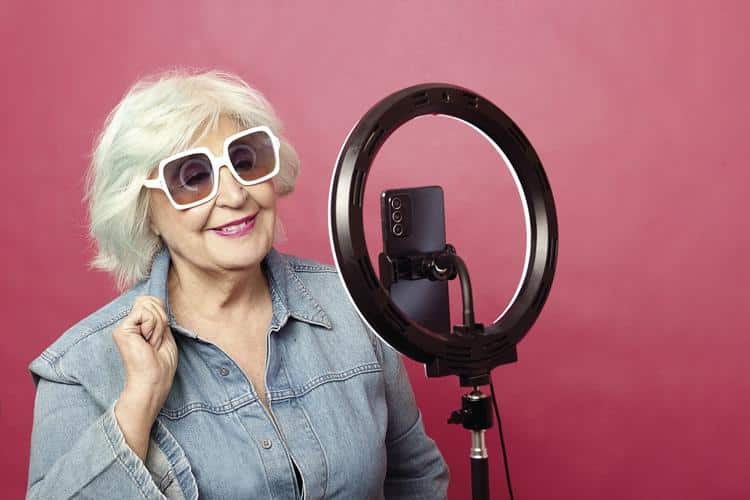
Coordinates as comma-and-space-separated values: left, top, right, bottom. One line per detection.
145, 246, 332, 338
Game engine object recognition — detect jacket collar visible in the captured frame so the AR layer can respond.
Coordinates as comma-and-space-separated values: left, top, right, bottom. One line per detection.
145, 246, 332, 338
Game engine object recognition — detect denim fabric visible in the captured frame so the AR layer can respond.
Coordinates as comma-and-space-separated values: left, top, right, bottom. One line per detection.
26, 247, 450, 499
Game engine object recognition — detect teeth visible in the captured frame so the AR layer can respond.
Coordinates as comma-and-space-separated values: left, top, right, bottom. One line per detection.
219, 219, 251, 233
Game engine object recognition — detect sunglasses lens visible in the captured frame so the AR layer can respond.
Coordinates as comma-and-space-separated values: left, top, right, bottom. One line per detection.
228, 130, 276, 182
163, 153, 214, 205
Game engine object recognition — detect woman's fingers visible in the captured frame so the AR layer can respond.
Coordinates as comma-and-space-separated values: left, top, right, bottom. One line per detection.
141, 301, 166, 348
115, 295, 173, 355
131, 306, 156, 338
151, 298, 169, 349
153, 299, 169, 330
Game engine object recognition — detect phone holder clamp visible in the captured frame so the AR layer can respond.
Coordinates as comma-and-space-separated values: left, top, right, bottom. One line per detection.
377, 243, 459, 290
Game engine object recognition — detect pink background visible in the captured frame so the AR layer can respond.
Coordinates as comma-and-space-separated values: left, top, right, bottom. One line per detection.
2, 1, 748, 498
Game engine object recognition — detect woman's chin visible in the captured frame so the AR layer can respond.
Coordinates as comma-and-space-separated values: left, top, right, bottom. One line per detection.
206, 235, 269, 267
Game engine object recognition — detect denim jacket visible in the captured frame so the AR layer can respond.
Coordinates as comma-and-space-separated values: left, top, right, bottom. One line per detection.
26, 247, 449, 499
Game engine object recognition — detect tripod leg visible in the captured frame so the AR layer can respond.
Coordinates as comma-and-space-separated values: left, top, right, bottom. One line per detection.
471, 430, 489, 500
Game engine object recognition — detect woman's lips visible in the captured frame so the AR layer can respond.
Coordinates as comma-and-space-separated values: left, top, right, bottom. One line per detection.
210, 214, 256, 238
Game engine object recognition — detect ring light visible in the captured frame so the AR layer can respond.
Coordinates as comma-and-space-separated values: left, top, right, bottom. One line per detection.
328, 83, 558, 382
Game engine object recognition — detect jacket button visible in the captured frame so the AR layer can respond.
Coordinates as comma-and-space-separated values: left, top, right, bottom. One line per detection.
261, 439, 272, 449
219, 367, 230, 376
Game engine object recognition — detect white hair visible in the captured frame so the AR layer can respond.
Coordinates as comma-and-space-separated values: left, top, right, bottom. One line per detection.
84, 67, 300, 291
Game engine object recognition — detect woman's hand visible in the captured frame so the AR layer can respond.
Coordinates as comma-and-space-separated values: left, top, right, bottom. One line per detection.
112, 295, 178, 415
112, 295, 178, 460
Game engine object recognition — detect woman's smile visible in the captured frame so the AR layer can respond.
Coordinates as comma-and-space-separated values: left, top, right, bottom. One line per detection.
209, 213, 257, 238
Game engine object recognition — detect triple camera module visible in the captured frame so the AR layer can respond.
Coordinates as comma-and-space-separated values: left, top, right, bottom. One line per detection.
389, 195, 409, 238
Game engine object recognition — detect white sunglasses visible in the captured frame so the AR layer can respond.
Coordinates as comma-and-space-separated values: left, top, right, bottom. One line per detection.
142, 125, 281, 210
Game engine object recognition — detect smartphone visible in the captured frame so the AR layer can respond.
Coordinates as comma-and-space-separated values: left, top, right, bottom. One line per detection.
379, 185, 451, 334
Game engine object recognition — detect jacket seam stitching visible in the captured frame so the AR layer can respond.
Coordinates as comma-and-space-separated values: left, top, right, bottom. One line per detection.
158, 395, 254, 419
100, 416, 150, 500
54, 307, 131, 359
287, 255, 335, 273
290, 264, 336, 273
287, 268, 331, 326
283, 363, 383, 401
387, 409, 422, 446
266, 260, 289, 328
47, 307, 131, 382
293, 389, 330, 499
157, 364, 381, 419
39, 350, 73, 383
40, 348, 59, 362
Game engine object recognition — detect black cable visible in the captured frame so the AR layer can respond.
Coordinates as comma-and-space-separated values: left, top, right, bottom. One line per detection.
489, 377, 514, 500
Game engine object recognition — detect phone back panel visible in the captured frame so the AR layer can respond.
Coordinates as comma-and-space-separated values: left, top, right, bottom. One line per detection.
380, 186, 451, 334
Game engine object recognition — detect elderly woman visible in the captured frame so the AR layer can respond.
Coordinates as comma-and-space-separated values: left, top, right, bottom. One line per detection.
26, 70, 449, 499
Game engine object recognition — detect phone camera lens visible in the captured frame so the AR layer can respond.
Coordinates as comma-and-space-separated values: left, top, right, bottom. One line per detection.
392, 211, 402, 223
391, 197, 402, 210
392, 224, 403, 236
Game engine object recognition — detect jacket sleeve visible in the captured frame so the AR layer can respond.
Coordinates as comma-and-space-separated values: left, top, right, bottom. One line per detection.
26, 354, 197, 500
375, 337, 450, 500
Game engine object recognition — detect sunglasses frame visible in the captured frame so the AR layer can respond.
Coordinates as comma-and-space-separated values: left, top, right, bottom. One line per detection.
142, 125, 281, 210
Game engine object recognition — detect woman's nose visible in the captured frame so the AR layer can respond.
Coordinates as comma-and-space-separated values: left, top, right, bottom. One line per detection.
214, 164, 248, 206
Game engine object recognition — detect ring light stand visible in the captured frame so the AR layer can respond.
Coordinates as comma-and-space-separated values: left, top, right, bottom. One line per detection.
328, 83, 558, 500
